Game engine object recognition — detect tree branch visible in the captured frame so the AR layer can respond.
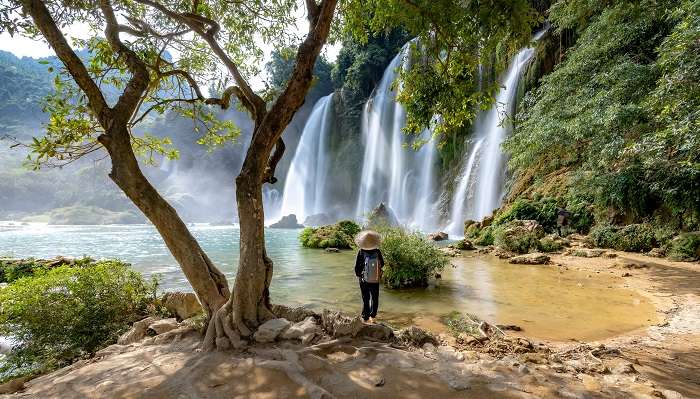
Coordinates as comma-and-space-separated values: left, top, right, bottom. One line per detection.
21, 0, 110, 126
263, 138, 285, 184
100, 0, 151, 124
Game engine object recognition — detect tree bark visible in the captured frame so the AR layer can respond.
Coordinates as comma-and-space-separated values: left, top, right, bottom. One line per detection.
99, 129, 230, 316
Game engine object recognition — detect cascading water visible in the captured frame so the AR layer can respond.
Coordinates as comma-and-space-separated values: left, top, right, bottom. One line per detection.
445, 33, 544, 236
279, 93, 334, 222
355, 47, 438, 230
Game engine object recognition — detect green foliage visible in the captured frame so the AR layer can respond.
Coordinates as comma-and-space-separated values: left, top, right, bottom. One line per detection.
379, 228, 448, 289
342, 0, 540, 137
589, 223, 657, 252
0, 260, 157, 382
667, 232, 700, 262
474, 226, 496, 246
441, 311, 481, 338
299, 220, 360, 249
507, 0, 700, 229
493, 197, 558, 232
493, 221, 541, 254
265, 48, 334, 101
537, 237, 564, 253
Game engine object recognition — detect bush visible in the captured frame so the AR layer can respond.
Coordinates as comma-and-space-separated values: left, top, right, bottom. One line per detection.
299, 220, 360, 249
379, 228, 448, 289
0, 260, 157, 382
473, 225, 495, 246
0, 257, 93, 283
537, 236, 564, 253
589, 223, 657, 252
667, 232, 700, 261
493, 221, 541, 254
493, 197, 558, 232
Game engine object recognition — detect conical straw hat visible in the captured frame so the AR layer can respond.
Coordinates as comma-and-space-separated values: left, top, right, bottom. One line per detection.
355, 230, 382, 250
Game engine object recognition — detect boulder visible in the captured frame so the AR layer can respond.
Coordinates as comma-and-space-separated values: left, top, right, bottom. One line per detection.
428, 231, 449, 241
509, 253, 550, 265
321, 310, 364, 337
303, 213, 334, 226
163, 291, 202, 320
0, 376, 32, 395
280, 317, 321, 340
148, 318, 179, 335
480, 215, 494, 228
366, 202, 399, 228
567, 248, 605, 257
396, 325, 437, 347
440, 247, 461, 257
455, 239, 475, 250
269, 214, 303, 229
359, 323, 394, 341
271, 304, 319, 323
647, 247, 666, 258
118, 316, 160, 345
254, 318, 292, 343
325, 247, 341, 253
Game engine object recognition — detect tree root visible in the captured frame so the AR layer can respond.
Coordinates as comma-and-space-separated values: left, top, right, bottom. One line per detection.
202, 299, 248, 351
256, 350, 335, 399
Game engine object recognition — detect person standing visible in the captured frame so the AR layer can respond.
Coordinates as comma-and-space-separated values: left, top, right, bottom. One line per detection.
354, 230, 384, 324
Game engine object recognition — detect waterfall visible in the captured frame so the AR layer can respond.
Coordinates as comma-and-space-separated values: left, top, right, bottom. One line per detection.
445, 34, 543, 236
355, 47, 438, 230
279, 93, 334, 222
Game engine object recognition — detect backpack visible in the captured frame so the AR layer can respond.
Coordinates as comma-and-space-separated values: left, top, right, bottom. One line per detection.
362, 251, 380, 283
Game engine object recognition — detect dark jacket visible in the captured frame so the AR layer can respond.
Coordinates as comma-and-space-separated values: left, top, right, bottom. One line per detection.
355, 249, 385, 278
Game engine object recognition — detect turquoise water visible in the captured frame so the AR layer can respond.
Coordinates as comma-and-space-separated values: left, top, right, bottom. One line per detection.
0, 222, 656, 341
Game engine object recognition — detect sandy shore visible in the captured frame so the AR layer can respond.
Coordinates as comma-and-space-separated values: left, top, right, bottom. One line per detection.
1, 247, 698, 399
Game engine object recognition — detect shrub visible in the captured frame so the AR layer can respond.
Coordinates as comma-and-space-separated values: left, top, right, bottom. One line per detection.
0, 260, 157, 382
379, 228, 448, 289
493, 197, 558, 232
667, 232, 700, 261
0, 257, 93, 283
473, 225, 495, 246
299, 220, 361, 249
567, 201, 595, 234
493, 221, 541, 254
537, 237, 564, 253
589, 223, 656, 252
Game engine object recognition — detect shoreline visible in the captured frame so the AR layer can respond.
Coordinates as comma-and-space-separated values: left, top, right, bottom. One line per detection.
2, 247, 697, 398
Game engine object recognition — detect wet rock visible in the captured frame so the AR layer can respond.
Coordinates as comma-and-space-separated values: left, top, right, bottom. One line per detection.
324, 247, 340, 253
359, 323, 394, 341
303, 213, 334, 226
440, 247, 461, 257
647, 247, 666, 258
509, 253, 550, 265
281, 317, 320, 340
321, 310, 363, 337
497, 324, 522, 332
397, 325, 437, 347
453, 239, 475, 250
254, 318, 292, 343
271, 304, 319, 323
428, 231, 449, 241
366, 202, 399, 228
163, 291, 202, 320
118, 316, 161, 345
567, 248, 606, 257
269, 214, 303, 229
148, 318, 179, 335
492, 247, 516, 259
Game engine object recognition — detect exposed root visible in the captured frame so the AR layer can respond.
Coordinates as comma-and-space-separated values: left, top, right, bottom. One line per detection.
202, 299, 246, 351
256, 350, 336, 399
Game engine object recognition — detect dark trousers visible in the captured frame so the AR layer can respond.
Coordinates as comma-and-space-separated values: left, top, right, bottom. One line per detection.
359, 279, 380, 320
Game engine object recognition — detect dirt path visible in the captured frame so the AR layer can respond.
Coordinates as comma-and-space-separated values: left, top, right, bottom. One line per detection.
2, 248, 698, 399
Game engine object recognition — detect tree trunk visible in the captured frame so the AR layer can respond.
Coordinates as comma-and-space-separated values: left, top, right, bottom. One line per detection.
99, 127, 230, 317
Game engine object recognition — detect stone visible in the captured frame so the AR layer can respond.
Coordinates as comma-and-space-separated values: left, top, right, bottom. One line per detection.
271, 305, 319, 323
254, 318, 292, 343
509, 253, 550, 265
281, 317, 321, 340
0, 375, 32, 394
614, 260, 649, 269
366, 202, 399, 228
324, 247, 340, 253
492, 247, 516, 259
567, 248, 605, 257
303, 213, 334, 226
117, 316, 160, 345
481, 215, 494, 228
163, 291, 202, 320
397, 325, 437, 347
612, 362, 637, 374
456, 239, 475, 250
148, 318, 179, 335
269, 214, 303, 229
359, 323, 394, 341
428, 231, 449, 241
321, 310, 364, 337
647, 247, 666, 258
440, 247, 461, 257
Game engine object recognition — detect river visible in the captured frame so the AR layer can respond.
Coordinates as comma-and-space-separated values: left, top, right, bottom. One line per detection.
0, 222, 656, 341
